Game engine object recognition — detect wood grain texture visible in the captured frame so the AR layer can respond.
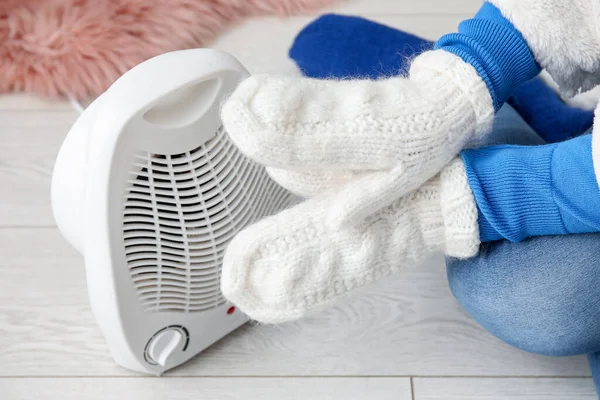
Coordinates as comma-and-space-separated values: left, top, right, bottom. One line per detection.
414, 378, 597, 399
0, 1, 593, 398
328, 0, 481, 14
214, 14, 467, 76
0, 93, 73, 111
0, 228, 589, 377
1, 377, 412, 400
0, 110, 78, 226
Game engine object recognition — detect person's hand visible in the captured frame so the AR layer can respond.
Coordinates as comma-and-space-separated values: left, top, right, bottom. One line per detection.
221, 158, 479, 324
219, 2, 533, 324
218, 0, 600, 323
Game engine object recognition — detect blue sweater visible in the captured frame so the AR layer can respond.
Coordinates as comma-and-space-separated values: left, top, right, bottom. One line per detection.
435, 2, 540, 111
436, 2, 600, 242
463, 134, 600, 242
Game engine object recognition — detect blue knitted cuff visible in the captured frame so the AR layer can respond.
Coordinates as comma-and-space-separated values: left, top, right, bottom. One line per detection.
461, 144, 566, 243
549, 134, 600, 233
435, 2, 541, 111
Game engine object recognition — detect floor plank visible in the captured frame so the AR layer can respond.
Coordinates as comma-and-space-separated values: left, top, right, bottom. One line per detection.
0, 0, 593, 396
214, 14, 466, 75
328, 0, 481, 14
0, 110, 78, 226
1, 377, 411, 400
414, 378, 597, 399
0, 228, 589, 377
0, 93, 73, 111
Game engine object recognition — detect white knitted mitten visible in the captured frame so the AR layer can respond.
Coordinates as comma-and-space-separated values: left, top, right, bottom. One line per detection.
222, 50, 494, 220
221, 159, 480, 323
220, 3, 556, 323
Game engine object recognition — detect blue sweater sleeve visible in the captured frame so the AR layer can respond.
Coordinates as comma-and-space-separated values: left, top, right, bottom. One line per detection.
435, 2, 541, 110
461, 134, 600, 243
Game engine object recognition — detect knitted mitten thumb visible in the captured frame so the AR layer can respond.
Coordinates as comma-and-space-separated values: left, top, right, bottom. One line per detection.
221, 158, 479, 324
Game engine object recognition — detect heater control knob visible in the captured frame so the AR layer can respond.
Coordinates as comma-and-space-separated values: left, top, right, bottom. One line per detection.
147, 329, 184, 366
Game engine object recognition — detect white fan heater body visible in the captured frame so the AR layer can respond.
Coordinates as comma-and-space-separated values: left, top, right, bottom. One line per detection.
51, 49, 292, 375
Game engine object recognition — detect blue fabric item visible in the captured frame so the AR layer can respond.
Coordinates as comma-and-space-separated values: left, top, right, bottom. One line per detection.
463, 144, 563, 242
435, 2, 541, 110
462, 134, 600, 242
447, 233, 600, 358
590, 353, 600, 398
507, 77, 595, 144
288, 13, 593, 141
289, 14, 432, 80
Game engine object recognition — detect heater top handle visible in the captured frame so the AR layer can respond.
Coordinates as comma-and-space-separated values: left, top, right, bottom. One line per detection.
99, 48, 250, 130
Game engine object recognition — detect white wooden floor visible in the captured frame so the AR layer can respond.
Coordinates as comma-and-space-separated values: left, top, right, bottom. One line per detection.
0, 0, 596, 399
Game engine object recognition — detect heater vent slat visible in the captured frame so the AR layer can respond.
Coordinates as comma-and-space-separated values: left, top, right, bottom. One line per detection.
122, 126, 292, 313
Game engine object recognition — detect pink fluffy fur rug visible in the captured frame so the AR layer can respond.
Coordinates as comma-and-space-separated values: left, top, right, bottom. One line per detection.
0, 0, 336, 100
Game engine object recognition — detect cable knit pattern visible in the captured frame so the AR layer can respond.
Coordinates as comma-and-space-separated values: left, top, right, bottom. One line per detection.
222, 50, 494, 224
220, 48, 491, 323
221, 158, 479, 324
223, 50, 493, 169
440, 159, 481, 257
266, 167, 362, 198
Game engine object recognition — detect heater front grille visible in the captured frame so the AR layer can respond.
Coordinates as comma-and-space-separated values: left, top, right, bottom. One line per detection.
122, 126, 291, 313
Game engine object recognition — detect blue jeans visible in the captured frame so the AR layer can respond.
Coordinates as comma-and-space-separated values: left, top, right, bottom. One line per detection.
446, 104, 600, 396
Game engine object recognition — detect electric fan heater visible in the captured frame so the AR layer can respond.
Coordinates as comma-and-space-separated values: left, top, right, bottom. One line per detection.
51, 49, 293, 375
